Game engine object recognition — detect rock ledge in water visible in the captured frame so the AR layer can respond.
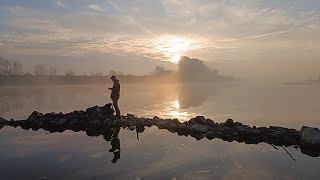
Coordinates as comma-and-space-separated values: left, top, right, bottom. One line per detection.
300, 126, 320, 150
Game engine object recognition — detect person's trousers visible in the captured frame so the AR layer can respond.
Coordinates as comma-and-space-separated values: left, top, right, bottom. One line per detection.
112, 98, 121, 118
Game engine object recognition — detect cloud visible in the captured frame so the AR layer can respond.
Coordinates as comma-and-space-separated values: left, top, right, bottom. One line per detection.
87, 4, 104, 12
56, 0, 65, 8
1, 0, 320, 62
217, 28, 295, 42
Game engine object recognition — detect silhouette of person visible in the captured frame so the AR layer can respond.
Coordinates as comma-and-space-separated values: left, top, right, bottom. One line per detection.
108, 75, 121, 118
109, 127, 121, 163
136, 125, 145, 140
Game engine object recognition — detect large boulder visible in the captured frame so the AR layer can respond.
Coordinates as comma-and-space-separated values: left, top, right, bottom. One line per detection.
300, 126, 320, 150
0, 117, 7, 125
190, 124, 209, 133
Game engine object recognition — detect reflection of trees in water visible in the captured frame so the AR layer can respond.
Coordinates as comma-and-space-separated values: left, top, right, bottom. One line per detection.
0, 95, 23, 115
0, 87, 104, 115
178, 84, 210, 109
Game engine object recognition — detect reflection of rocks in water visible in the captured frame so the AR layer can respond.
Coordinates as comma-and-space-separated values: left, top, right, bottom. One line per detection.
178, 84, 210, 109
1, 105, 320, 158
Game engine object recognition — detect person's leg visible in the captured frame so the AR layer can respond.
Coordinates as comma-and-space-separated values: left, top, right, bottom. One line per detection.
112, 99, 121, 118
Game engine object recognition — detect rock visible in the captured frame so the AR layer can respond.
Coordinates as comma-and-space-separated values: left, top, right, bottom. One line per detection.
225, 119, 234, 126
300, 126, 320, 150
0, 117, 7, 125
102, 103, 114, 115
28, 111, 43, 120
127, 114, 135, 118
91, 120, 102, 126
190, 124, 209, 133
205, 131, 215, 140
194, 116, 207, 124
206, 119, 215, 126
55, 119, 68, 126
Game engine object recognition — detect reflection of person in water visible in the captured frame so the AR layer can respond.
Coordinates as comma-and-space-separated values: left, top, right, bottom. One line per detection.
103, 127, 121, 163
109, 127, 121, 163
136, 125, 145, 140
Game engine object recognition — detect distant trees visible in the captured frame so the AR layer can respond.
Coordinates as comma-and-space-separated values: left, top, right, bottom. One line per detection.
49, 67, 57, 76
109, 69, 123, 76
0, 56, 23, 76
178, 56, 233, 82
33, 64, 47, 76
65, 69, 76, 76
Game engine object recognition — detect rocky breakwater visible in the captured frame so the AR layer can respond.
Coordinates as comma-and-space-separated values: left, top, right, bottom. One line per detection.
1, 104, 320, 157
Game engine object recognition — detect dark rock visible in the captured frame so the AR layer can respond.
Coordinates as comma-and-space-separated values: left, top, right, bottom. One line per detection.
225, 119, 234, 127
28, 111, 43, 120
0, 117, 7, 125
300, 147, 320, 157
190, 124, 209, 133
192, 116, 207, 125
127, 114, 135, 118
56, 119, 68, 126
300, 126, 320, 150
205, 131, 215, 140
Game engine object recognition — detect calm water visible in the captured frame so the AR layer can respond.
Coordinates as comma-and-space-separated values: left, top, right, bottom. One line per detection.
1, 82, 320, 179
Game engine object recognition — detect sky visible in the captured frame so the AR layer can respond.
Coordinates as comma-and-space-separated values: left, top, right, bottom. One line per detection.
0, 0, 319, 80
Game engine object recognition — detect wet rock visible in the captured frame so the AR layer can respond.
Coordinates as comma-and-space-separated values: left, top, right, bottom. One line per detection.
0, 117, 7, 125
56, 119, 68, 126
300, 126, 320, 150
127, 114, 135, 118
190, 124, 209, 133
190, 132, 205, 140
300, 147, 320, 157
189, 116, 207, 125
205, 131, 215, 140
225, 119, 234, 127
91, 120, 102, 126
28, 111, 43, 120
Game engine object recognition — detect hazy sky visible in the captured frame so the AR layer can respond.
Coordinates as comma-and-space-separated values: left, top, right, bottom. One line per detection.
0, 0, 319, 80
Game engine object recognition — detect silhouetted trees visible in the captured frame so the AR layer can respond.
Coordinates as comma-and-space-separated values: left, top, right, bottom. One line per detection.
34, 64, 47, 76
0, 56, 23, 76
65, 69, 76, 76
178, 56, 232, 82
49, 67, 57, 76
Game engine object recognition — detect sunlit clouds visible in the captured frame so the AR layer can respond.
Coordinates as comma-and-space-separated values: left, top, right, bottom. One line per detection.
0, 0, 320, 77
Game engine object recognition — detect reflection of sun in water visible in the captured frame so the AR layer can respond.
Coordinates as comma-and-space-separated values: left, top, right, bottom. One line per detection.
168, 100, 188, 119
173, 100, 180, 109
155, 35, 199, 63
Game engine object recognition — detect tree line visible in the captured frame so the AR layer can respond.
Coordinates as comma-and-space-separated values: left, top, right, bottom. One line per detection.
0, 56, 23, 76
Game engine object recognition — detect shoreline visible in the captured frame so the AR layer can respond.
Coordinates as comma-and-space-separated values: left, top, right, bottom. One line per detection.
1, 104, 320, 157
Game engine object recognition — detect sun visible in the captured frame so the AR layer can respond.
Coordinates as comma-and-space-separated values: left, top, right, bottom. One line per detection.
155, 35, 197, 63
171, 54, 181, 63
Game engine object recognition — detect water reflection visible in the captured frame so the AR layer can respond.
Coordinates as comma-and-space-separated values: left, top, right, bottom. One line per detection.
178, 83, 210, 109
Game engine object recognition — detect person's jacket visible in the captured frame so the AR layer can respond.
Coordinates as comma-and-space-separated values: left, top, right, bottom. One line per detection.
110, 80, 120, 99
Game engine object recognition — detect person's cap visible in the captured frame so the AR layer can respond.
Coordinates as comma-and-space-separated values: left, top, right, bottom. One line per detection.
110, 75, 116, 79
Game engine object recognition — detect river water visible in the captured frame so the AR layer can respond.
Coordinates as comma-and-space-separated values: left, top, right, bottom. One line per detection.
0, 82, 320, 179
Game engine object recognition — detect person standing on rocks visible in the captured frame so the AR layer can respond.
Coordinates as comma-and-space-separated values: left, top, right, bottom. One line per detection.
108, 75, 121, 118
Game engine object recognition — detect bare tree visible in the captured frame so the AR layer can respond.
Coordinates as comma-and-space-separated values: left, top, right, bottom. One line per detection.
10, 61, 23, 75
33, 64, 47, 76
109, 69, 117, 76
49, 67, 57, 76
65, 69, 76, 76
0, 56, 10, 76
153, 66, 166, 75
